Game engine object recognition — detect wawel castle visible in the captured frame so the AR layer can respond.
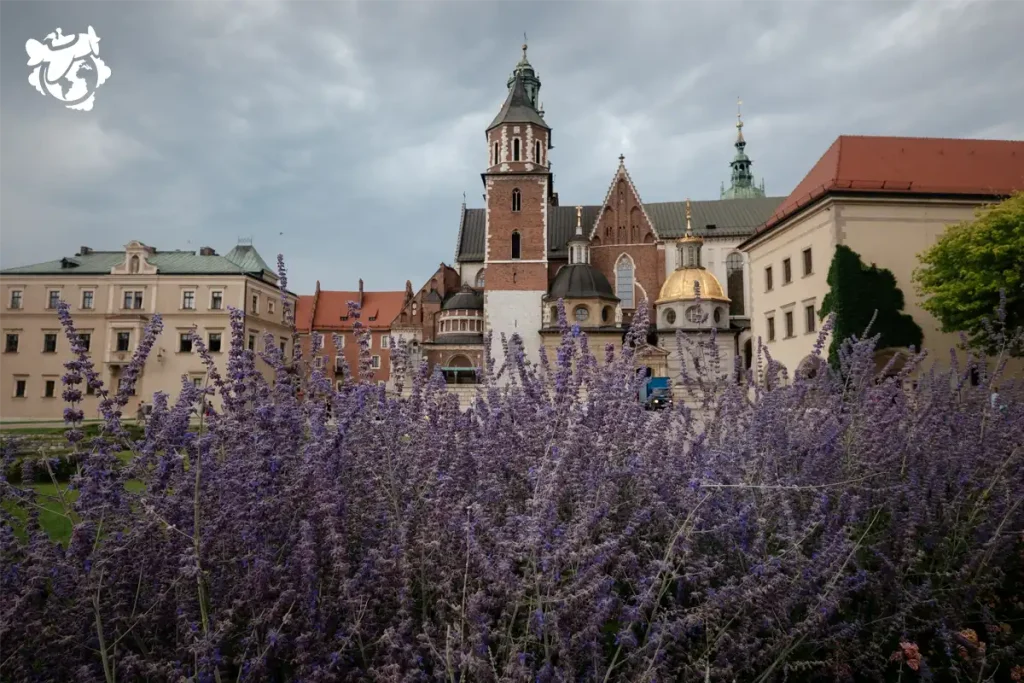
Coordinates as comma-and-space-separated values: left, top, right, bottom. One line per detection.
3, 44, 1023, 418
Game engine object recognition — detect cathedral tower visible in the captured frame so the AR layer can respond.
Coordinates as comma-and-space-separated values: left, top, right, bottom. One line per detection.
482, 43, 553, 370
721, 98, 767, 199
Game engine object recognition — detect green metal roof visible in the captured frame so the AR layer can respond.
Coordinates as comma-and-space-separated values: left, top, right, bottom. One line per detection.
1, 245, 277, 278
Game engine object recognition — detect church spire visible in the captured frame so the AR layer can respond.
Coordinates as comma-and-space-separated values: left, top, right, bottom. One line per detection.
721, 97, 766, 199
507, 37, 542, 112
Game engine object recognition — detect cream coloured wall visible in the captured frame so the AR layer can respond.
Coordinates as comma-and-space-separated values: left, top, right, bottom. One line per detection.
744, 203, 837, 377
1, 273, 295, 421
744, 196, 1023, 380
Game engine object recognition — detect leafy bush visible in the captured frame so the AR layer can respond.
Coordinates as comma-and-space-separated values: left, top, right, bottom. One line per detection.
2, 259, 1022, 682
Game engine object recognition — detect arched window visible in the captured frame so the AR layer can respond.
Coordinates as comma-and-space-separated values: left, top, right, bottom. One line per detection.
511, 188, 521, 212
511, 232, 521, 260
726, 252, 745, 317
615, 255, 635, 309
129, 255, 140, 274
513, 138, 520, 161
493, 141, 499, 165
475, 269, 485, 288
534, 140, 541, 163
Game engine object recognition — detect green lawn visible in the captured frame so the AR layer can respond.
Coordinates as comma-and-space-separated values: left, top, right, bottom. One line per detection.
3, 451, 142, 545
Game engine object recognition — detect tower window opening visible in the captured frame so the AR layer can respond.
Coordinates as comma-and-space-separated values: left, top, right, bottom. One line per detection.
513, 138, 520, 161
512, 188, 522, 212
535, 140, 541, 163
493, 141, 499, 165
511, 231, 522, 260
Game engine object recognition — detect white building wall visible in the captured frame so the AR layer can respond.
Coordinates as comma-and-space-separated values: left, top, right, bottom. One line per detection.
484, 290, 544, 374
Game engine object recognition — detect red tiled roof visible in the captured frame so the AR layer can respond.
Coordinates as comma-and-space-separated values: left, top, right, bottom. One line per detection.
295, 290, 406, 332
754, 136, 1024, 236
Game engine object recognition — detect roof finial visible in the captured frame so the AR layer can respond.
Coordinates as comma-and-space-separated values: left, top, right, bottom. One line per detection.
618, 153, 625, 164
575, 205, 583, 235
685, 198, 692, 234
736, 96, 745, 142
522, 33, 528, 58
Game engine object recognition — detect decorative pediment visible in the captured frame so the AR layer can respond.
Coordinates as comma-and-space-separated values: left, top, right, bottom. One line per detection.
111, 241, 158, 275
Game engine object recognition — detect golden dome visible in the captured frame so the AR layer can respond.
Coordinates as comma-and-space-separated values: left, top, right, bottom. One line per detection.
656, 268, 730, 304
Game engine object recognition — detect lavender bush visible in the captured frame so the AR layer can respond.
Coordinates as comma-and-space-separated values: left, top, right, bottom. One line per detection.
2, 261, 1022, 682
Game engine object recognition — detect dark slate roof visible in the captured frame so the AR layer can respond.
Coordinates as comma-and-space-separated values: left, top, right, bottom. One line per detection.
487, 74, 549, 131
1, 244, 278, 277
443, 286, 484, 310
544, 264, 617, 301
455, 197, 785, 263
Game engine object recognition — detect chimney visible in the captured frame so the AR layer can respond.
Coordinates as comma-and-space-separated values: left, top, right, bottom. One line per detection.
358, 278, 364, 307
78, 246, 92, 256
199, 246, 217, 256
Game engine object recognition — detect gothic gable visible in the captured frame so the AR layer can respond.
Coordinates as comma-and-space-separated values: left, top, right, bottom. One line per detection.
587, 158, 660, 245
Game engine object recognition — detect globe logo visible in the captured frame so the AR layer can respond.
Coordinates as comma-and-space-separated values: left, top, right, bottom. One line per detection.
26, 27, 111, 111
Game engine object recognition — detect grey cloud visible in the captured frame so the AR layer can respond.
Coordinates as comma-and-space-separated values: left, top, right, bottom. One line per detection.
2, 0, 1022, 294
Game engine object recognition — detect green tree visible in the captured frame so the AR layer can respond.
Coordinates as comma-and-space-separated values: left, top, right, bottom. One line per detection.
914, 192, 1024, 356
819, 244, 923, 367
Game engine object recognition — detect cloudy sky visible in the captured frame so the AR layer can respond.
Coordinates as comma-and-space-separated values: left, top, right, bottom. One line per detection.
1, 0, 1022, 295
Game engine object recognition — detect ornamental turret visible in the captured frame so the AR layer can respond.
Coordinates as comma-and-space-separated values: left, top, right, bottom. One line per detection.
721, 98, 767, 199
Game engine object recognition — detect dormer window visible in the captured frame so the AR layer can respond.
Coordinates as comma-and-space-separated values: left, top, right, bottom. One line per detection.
513, 138, 520, 161
511, 188, 521, 212
511, 231, 522, 260
129, 255, 140, 274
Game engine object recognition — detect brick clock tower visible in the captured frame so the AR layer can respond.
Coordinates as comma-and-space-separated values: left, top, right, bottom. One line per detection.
482, 43, 554, 370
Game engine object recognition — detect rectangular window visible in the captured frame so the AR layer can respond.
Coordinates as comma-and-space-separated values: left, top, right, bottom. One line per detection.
43, 333, 57, 353
268, 300, 275, 315
44, 380, 56, 398
210, 291, 223, 310
767, 317, 776, 342
380, 334, 390, 349
81, 290, 94, 309
48, 290, 61, 309
116, 332, 130, 352
9, 290, 23, 309
182, 291, 196, 310
336, 380, 345, 392
335, 355, 345, 372
337, 334, 345, 348
511, 232, 522, 260
280, 339, 286, 354
123, 291, 143, 309
14, 379, 26, 398
805, 304, 816, 333
371, 355, 381, 370
79, 333, 91, 351
802, 248, 813, 276
208, 333, 222, 353
248, 333, 256, 351
192, 377, 204, 388
785, 310, 794, 338
251, 294, 259, 314
783, 258, 792, 285
179, 333, 193, 353
5, 334, 18, 353
86, 382, 96, 396
765, 267, 773, 291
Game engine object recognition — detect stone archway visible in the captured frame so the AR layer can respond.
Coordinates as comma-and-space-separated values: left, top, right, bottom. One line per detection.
443, 354, 477, 385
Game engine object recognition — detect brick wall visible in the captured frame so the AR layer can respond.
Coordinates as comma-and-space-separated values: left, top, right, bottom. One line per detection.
586, 174, 665, 321
485, 173, 548, 291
